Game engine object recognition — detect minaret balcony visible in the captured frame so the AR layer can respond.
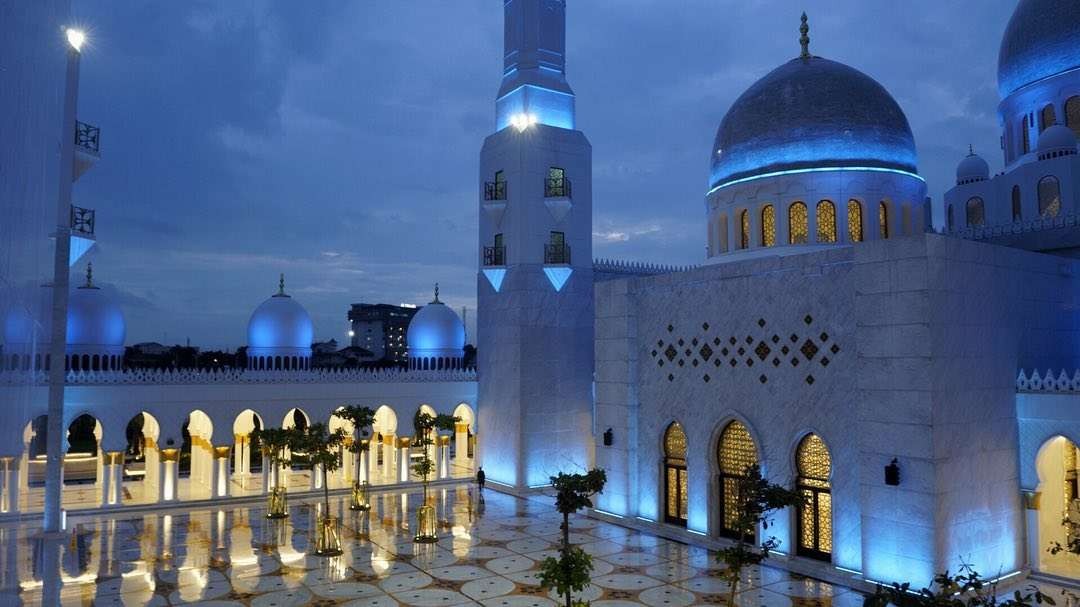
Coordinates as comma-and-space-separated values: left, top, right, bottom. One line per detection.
543, 243, 571, 265
484, 181, 507, 201
483, 245, 506, 267
74, 120, 100, 181
69, 205, 97, 266
483, 182, 508, 226
544, 177, 571, 198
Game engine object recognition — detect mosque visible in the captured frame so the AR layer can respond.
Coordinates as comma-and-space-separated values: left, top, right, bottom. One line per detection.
4, 0, 1080, 590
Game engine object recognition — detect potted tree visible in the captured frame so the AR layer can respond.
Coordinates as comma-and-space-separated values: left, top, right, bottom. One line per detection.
411, 410, 458, 543
538, 468, 607, 607
715, 464, 803, 607
293, 422, 347, 557
335, 405, 376, 511
252, 427, 299, 519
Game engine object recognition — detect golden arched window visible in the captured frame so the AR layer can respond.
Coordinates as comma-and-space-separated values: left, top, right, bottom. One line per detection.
1067, 96, 1080, 139
878, 201, 889, 239
795, 434, 832, 561
1040, 104, 1057, 133
663, 422, 688, 527
761, 205, 776, 247
739, 209, 750, 250
847, 200, 863, 242
816, 200, 837, 243
1012, 186, 1022, 222
789, 202, 808, 245
965, 197, 985, 227
1039, 176, 1062, 218
717, 421, 758, 540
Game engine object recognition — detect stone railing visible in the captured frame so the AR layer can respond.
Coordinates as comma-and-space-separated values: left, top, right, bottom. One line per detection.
1017, 369, 1080, 393
0, 366, 477, 387
593, 258, 695, 276
952, 214, 1079, 241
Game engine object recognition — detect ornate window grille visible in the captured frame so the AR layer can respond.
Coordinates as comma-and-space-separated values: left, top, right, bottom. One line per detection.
717, 420, 758, 539
663, 422, 688, 527
75, 121, 100, 153
847, 200, 863, 242
789, 201, 808, 244
761, 205, 775, 247
70, 206, 95, 236
816, 200, 837, 243
796, 433, 832, 561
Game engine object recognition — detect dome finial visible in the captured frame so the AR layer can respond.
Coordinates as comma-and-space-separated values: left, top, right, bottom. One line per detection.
799, 12, 810, 60
278, 273, 285, 295
968, 144, 974, 156
85, 262, 94, 288
433, 282, 441, 304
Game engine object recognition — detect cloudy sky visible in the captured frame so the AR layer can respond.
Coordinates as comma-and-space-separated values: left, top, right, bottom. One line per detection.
71, 1, 1016, 349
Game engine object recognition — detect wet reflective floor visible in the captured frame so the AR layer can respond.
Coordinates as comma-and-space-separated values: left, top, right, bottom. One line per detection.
0, 483, 872, 606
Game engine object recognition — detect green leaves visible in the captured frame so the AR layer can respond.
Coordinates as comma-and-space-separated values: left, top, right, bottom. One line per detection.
864, 564, 1059, 607
292, 422, 346, 474
539, 547, 594, 598
549, 469, 608, 516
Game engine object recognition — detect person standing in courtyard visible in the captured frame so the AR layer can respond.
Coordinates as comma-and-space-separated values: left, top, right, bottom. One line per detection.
476, 467, 486, 502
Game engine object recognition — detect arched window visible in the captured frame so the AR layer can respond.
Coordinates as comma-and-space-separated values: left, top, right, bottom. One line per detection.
965, 197, 985, 227
663, 422, 688, 527
847, 200, 863, 242
716, 420, 758, 540
1022, 115, 1031, 154
1012, 185, 1022, 222
796, 434, 832, 561
947, 205, 954, 231
816, 200, 837, 243
878, 202, 889, 239
739, 210, 750, 250
1039, 176, 1062, 218
789, 202, 808, 244
761, 205, 776, 247
1040, 104, 1057, 132
1067, 96, 1080, 139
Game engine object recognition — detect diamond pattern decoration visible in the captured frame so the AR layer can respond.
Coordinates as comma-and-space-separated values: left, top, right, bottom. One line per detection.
650, 312, 839, 387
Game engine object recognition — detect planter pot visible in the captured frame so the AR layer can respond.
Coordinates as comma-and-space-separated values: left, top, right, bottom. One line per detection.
350, 480, 370, 511
266, 485, 289, 519
313, 514, 343, 557
414, 503, 438, 543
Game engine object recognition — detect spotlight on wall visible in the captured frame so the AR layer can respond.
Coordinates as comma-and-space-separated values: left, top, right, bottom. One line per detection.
603, 428, 613, 447
510, 112, 537, 132
884, 458, 900, 486
65, 28, 86, 52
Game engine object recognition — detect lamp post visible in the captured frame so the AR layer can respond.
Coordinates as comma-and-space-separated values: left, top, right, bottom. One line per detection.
43, 28, 85, 535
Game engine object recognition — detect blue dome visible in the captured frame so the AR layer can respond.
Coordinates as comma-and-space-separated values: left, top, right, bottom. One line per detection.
247, 291, 313, 352
407, 301, 465, 356
67, 284, 126, 350
710, 56, 918, 190
998, 0, 1080, 98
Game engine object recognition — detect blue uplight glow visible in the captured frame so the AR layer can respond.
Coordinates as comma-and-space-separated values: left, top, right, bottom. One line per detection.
542, 267, 573, 291
482, 268, 506, 292
707, 166, 925, 196
997, 0, 1080, 97
496, 85, 575, 132
69, 234, 95, 267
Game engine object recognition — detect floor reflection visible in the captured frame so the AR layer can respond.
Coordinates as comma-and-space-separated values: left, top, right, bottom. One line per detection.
0, 484, 869, 606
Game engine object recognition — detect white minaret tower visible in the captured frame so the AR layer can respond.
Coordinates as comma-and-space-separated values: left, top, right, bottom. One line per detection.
477, 0, 594, 489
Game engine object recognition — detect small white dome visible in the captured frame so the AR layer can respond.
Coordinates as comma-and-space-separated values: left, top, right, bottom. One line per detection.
1038, 124, 1078, 155
68, 281, 126, 353
407, 286, 465, 369
956, 151, 989, 185
246, 275, 313, 369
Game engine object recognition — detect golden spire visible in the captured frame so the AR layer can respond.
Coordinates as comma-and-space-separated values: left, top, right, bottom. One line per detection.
85, 262, 93, 288
799, 12, 811, 60
433, 282, 441, 303
278, 273, 285, 295
968, 144, 975, 156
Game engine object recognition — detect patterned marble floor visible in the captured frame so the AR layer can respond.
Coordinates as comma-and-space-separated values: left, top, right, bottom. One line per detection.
0, 483, 869, 606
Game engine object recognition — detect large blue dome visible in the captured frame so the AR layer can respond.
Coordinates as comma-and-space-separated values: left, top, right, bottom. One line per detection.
67, 283, 126, 350
998, 0, 1080, 99
247, 291, 313, 352
407, 301, 465, 356
710, 56, 918, 191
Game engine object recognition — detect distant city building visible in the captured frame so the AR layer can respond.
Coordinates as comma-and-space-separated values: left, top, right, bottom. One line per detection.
347, 303, 418, 364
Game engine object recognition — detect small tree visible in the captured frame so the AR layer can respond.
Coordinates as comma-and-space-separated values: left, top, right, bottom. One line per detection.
253, 426, 301, 517
538, 468, 607, 607
336, 405, 376, 489
411, 411, 458, 502
716, 464, 803, 607
864, 564, 1056, 607
293, 422, 347, 556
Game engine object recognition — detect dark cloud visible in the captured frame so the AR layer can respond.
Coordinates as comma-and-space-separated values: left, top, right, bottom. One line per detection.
71, 1, 1016, 348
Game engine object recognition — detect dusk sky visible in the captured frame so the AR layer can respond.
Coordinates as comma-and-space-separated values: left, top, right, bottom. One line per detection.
71, 1, 1016, 349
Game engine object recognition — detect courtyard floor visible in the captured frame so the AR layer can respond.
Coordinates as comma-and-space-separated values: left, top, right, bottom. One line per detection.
0, 481, 1003, 606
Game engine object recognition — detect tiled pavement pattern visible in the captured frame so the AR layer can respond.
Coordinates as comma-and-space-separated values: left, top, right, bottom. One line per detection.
0, 484, 873, 606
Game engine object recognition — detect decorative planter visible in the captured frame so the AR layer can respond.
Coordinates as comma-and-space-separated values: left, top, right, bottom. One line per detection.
313, 515, 343, 557
414, 503, 438, 543
350, 480, 371, 511
266, 485, 289, 519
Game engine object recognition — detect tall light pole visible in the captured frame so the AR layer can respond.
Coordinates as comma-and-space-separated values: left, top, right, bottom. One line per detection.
42, 27, 85, 535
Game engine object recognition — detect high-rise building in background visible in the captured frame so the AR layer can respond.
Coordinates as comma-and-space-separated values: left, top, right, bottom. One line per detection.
347, 303, 418, 364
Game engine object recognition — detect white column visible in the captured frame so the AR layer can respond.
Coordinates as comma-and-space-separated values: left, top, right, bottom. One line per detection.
310, 463, 321, 491
397, 438, 410, 483
208, 446, 230, 498
1, 457, 20, 513
101, 451, 122, 507
161, 450, 178, 502
454, 423, 468, 468
263, 461, 273, 492
369, 439, 380, 479
233, 434, 247, 478
358, 446, 369, 484
343, 443, 354, 485
144, 443, 160, 504
438, 437, 450, 479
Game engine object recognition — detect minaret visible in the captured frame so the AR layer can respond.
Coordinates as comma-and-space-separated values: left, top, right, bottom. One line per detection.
477, 0, 594, 489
